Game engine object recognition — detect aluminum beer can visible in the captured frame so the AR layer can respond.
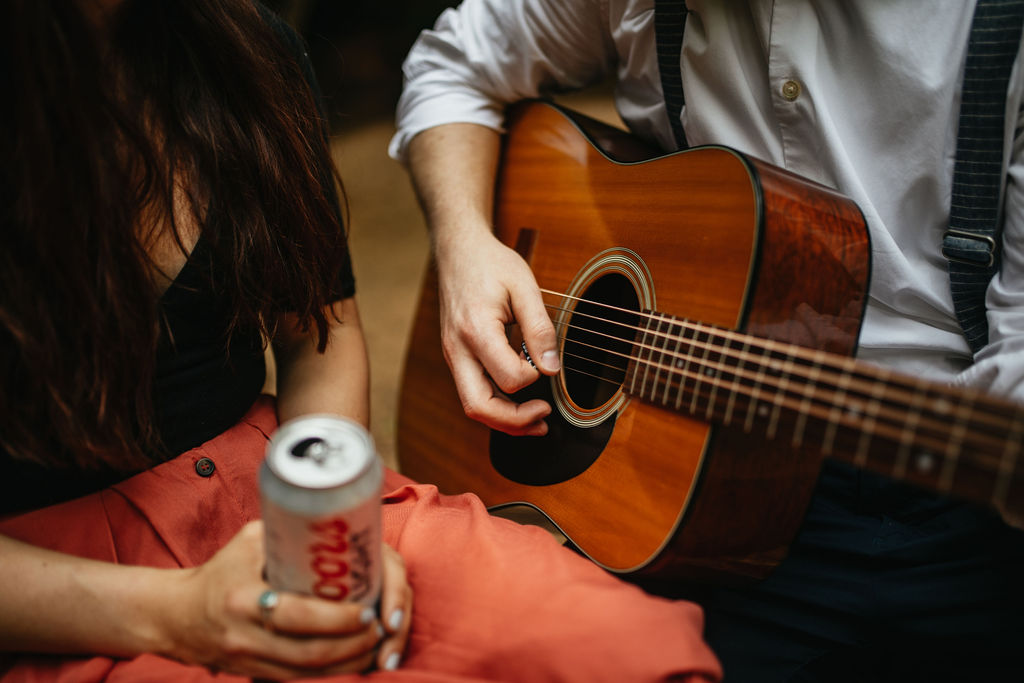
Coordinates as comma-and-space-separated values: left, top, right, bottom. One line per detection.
260, 414, 382, 606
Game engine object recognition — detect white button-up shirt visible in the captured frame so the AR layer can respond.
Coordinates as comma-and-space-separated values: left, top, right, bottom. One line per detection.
390, 0, 1024, 403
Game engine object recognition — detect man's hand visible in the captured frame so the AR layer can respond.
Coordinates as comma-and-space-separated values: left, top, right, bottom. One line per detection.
436, 228, 560, 435
407, 122, 562, 435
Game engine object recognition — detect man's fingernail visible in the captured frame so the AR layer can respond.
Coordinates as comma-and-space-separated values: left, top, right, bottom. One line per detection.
541, 350, 560, 371
388, 608, 405, 631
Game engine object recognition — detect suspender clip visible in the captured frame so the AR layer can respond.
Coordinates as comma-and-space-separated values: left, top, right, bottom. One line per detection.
941, 229, 997, 268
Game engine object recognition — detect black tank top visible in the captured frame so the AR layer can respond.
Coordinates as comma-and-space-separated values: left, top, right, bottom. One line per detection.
1, 227, 355, 515
0, 239, 242, 514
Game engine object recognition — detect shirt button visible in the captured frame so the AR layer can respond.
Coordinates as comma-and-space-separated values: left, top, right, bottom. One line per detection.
781, 79, 801, 101
195, 457, 216, 477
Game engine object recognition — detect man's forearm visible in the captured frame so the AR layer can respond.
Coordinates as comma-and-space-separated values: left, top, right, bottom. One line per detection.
406, 122, 503, 258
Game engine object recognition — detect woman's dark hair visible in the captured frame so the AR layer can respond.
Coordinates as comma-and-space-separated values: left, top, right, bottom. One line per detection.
0, 0, 348, 470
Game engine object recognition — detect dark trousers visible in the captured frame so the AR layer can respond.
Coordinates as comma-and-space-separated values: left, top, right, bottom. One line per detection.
686, 460, 1024, 682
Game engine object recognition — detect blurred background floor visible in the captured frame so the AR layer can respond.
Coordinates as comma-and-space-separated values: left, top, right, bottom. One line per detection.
274, 0, 621, 472
331, 120, 429, 471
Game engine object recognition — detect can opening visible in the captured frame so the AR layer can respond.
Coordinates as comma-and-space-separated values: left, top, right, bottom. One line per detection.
291, 437, 330, 464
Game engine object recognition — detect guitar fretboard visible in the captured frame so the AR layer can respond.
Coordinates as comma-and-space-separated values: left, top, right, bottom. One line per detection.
622, 309, 1024, 521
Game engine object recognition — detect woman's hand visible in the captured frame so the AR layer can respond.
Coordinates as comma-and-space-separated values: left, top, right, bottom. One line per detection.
377, 543, 413, 670
162, 521, 411, 679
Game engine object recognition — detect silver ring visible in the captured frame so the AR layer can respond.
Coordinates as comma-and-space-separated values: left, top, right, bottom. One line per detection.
258, 589, 279, 630
521, 340, 537, 370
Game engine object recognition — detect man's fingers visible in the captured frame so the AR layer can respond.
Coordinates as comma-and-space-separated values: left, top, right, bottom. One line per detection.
448, 350, 551, 434
464, 393, 551, 437
434, 236, 562, 433
510, 284, 560, 376
450, 316, 539, 394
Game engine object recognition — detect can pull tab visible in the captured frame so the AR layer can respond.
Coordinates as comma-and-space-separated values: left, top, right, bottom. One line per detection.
291, 437, 333, 465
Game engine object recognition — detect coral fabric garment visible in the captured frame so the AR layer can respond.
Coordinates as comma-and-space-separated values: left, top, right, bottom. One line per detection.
0, 397, 720, 682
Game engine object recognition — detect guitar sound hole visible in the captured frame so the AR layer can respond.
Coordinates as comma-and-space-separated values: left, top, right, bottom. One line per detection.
563, 273, 641, 409
490, 264, 646, 487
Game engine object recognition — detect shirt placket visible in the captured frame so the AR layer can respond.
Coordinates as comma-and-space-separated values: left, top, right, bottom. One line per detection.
765, 0, 820, 181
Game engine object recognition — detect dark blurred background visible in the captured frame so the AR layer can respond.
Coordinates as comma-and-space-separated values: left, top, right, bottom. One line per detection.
267, 0, 457, 130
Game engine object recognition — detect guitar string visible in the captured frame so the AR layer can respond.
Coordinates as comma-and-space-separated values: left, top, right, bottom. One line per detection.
551, 304, 882, 408
560, 348, 626, 378
539, 288, 1021, 428
542, 288, 986, 411
541, 289, 897, 398
536, 297, 1020, 459
551, 328, 1013, 474
558, 314, 1020, 460
544, 301, 1005, 434
552, 325, 1012, 459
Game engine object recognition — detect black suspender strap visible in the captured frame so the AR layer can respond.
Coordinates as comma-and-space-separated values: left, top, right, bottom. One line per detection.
943, 0, 1024, 353
654, 0, 688, 150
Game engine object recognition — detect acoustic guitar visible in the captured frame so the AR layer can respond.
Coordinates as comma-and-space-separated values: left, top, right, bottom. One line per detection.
397, 100, 1024, 584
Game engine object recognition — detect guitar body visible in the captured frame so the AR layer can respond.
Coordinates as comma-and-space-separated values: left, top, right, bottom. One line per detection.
398, 101, 870, 583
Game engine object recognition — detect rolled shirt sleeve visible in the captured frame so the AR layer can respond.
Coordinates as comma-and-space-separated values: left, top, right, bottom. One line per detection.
389, 0, 617, 163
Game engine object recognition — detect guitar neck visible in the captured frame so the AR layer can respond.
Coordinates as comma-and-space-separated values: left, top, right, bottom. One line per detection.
621, 310, 1024, 520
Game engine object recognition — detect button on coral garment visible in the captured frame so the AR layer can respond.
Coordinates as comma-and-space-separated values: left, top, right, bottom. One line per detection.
0, 396, 720, 682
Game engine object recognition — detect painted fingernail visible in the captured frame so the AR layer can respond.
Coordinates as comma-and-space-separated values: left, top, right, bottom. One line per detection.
384, 652, 401, 671
360, 607, 375, 625
388, 608, 404, 631
375, 622, 386, 639
541, 350, 560, 371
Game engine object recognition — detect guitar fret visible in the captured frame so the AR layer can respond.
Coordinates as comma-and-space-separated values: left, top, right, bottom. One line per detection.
661, 317, 684, 407
939, 393, 976, 493
675, 322, 698, 412
995, 417, 1024, 509
630, 314, 656, 396
853, 378, 887, 468
765, 351, 796, 441
743, 343, 772, 433
821, 366, 853, 455
791, 350, 824, 448
892, 379, 929, 479
705, 335, 731, 422
722, 339, 751, 426
647, 317, 669, 403
689, 329, 713, 416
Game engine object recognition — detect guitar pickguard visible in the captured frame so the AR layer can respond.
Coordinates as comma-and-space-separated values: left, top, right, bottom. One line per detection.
491, 248, 650, 485
490, 382, 616, 486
